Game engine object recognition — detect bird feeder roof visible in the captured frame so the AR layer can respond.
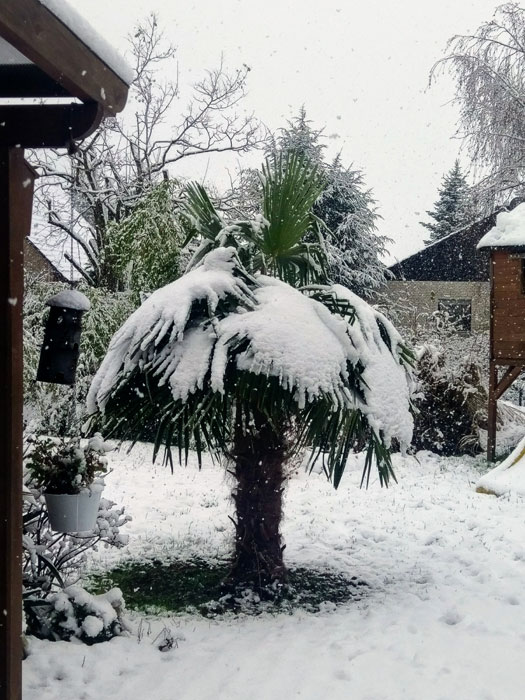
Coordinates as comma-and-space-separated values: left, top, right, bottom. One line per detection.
46, 289, 91, 312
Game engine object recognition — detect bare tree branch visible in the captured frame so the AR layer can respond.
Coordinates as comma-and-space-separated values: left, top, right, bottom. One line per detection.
28, 13, 267, 287
432, 3, 525, 207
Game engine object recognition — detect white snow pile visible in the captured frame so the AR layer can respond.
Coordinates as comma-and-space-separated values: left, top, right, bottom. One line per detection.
87, 247, 413, 449
22, 446, 525, 700
477, 202, 525, 249
48, 585, 127, 642
477, 433, 525, 496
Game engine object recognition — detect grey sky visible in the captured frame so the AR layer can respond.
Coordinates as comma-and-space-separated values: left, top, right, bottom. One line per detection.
68, 0, 501, 263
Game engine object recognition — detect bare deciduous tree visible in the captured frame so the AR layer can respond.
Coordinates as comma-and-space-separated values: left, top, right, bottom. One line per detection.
432, 3, 525, 208
32, 14, 266, 288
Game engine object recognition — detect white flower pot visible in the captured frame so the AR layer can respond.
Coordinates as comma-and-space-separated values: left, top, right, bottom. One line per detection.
44, 489, 102, 533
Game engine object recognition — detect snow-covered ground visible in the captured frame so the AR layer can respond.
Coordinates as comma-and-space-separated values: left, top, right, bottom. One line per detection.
23, 445, 525, 700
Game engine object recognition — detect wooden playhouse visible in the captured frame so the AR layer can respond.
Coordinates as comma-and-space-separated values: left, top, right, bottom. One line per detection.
477, 202, 525, 460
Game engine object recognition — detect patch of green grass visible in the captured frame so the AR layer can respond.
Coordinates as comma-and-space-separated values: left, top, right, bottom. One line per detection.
88, 559, 366, 617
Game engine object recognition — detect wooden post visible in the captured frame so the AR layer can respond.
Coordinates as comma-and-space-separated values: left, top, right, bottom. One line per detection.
0, 147, 33, 700
487, 361, 498, 462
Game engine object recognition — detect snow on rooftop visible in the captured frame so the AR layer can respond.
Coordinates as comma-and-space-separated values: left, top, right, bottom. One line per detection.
38, 0, 134, 85
477, 202, 525, 249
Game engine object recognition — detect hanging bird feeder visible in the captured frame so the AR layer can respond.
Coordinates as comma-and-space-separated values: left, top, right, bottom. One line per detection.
36, 289, 91, 385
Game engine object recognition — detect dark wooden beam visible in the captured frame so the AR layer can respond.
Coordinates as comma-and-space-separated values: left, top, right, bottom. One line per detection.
487, 361, 498, 462
0, 102, 103, 148
0, 147, 32, 700
0, 64, 70, 98
0, 0, 129, 114
494, 366, 523, 401
487, 363, 525, 461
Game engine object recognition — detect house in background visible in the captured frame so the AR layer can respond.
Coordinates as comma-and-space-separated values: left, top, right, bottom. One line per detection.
25, 213, 88, 285
24, 237, 69, 283
385, 199, 523, 332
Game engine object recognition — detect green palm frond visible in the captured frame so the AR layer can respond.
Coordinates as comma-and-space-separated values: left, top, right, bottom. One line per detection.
181, 152, 328, 286
95, 359, 397, 490
261, 152, 324, 256
89, 243, 413, 494
90, 259, 410, 491
182, 182, 225, 243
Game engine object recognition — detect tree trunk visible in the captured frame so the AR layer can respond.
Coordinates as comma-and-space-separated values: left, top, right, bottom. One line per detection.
228, 406, 289, 591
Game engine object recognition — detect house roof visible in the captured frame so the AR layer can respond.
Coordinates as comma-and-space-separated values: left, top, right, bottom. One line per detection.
0, 0, 131, 148
25, 237, 69, 283
29, 213, 90, 283
389, 199, 524, 282
0, 0, 131, 104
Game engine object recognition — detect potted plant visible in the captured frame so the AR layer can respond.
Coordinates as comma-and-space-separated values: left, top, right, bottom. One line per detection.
25, 434, 110, 533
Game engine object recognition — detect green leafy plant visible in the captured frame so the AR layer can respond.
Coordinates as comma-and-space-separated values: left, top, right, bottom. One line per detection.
25, 435, 109, 495
104, 180, 185, 299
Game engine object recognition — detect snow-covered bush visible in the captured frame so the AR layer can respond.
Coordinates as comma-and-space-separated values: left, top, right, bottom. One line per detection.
411, 345, 487, 455
377, 300, 489, 455
29, 586, 128, 644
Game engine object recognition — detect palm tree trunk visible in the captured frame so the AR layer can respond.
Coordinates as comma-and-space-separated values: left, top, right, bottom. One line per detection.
228, 405, 288, 590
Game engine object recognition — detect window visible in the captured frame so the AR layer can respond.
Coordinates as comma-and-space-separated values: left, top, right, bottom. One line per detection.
437, 299, 472, 332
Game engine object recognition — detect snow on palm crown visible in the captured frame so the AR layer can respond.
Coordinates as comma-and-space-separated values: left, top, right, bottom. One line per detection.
87, 247, 413, 450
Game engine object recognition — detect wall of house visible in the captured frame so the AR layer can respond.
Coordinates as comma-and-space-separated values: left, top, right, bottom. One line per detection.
492, 251, 525, 361
384, 280, 490, 332
24, 239, 65, 282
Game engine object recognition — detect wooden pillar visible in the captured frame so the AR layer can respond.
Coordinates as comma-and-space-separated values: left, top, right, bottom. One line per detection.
0, 147, 33, 700
487, 362, 498, 462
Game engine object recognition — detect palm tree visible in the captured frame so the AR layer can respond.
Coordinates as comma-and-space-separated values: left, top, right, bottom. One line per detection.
87, 154, 413, 593
182, 152, 328, 287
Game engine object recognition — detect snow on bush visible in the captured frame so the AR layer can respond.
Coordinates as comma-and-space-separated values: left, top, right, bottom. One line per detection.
23, 470, 132, 643
42, 586, 128, 644
411, 345, 487, 456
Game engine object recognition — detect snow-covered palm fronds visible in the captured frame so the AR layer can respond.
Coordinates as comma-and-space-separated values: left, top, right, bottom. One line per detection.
182, 152, 327, 287
87, 247, 413, 488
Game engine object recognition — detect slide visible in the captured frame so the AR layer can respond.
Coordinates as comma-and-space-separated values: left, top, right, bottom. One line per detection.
477, 434, 525, 496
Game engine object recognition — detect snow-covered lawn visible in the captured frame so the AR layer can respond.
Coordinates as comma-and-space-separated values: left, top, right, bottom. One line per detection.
23, 445, 525, 700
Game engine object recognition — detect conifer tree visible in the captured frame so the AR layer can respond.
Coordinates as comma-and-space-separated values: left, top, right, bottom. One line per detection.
226, 109, 390, 298
273, 111, 389, 297
421, 160, 472, 245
